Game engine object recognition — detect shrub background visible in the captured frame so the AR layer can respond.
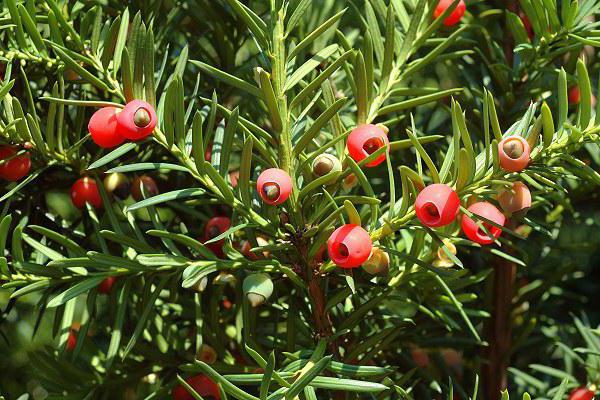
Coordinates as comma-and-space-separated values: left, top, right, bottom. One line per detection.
1, 0, 600, 399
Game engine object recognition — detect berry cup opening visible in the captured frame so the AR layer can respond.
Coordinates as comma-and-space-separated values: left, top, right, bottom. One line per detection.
134, 107, 152, 128
263, 182, 281, 201
422, 202, 441, 224
363, 137, 384, 155
502, 138, 524, 159
337, 243, 350, 259
476, 223, 496, 240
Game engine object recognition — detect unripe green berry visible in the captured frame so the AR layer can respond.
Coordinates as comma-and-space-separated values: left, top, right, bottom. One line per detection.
311, 153, 342, 183
362, 247, 390, 275
433, 239, 457, 268
243, 273, 273, 307
191, 276, 208, 293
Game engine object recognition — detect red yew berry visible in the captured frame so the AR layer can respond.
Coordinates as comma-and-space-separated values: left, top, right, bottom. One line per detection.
569, 86, 581, 105
88, 107, 125, 148
257, 168, 292, 205
415, 184, 460, 227
66, 329, 77, 352
327, 224, 373, 268
347, 124, 390, 167
222, 298, 233, 309
65, 323, 81, 352
172, 374, 221, 400
0, 146, 31, 181
204, 216, 231, 257
568, 88, 598, 107
434, 0, 466, 27
205, 216, 231, 241
71, 177, 103, 209
498, 136, 530, 172
411, 347, 430, 368
98, 277, 116, 294
568, 387, 595, 400
497, 181, 531, 215
461, 202, 505, 245
116, 100, 157, 141
442, 349, 463, 369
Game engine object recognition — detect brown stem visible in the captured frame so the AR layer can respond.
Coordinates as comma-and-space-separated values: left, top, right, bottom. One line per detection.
308, 277, 333, 337
292, 234, 338, 357
482, 254, 517, 399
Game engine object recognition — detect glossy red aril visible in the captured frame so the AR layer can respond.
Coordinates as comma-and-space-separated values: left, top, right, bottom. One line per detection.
116, 100, 157, 140
498, 136, 530, 172
71, 177, 103, 209
567, 87, 597, 107
327, 224, 373, 268
204, 216, 231, 257
347, 124, 390, 167
0, 146, 31, 181
66, 330, 77, 351
222, 298, 233, 309
415, 184, 460, 227
461, 202, 505, 245
66, 325, 80, 352
569, 86, 580, 105
172, 374, 221, 400
434, 0, 466, 26
98, 277, 116, 294
205, 216, 231, 241
89, 107, 125, 148
568, 387, 595, 400
497, 182, 531, 215
257, 168, 292, 205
